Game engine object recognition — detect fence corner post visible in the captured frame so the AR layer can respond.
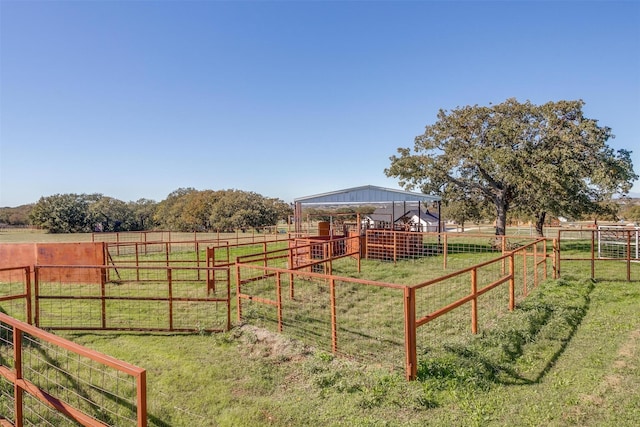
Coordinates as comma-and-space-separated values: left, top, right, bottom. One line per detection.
404, 286, 417, 381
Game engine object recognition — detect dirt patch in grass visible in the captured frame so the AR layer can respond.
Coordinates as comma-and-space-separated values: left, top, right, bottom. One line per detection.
235, 324, 313, 362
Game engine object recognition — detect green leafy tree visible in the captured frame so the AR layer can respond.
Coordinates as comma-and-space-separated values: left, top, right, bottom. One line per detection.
180, 190, 219, 231
153, 188, 198, 230
386, 99, 637, 236
624, 205, 640, 224
440, 186, 491, 231
209, 190, 286, 232
129, 199, 158, 231
89, 196, 136, 232
29, 194, 94, 233
0, 204, 33, 226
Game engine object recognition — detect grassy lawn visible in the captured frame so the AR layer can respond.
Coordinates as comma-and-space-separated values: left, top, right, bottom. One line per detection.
56, 273, 639, 427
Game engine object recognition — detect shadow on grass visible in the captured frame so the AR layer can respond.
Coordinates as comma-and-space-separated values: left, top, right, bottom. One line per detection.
12, 331, 172, 427
416, 277, 595, 389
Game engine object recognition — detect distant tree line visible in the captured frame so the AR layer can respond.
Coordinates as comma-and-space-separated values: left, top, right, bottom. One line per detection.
0, 188, 292, 233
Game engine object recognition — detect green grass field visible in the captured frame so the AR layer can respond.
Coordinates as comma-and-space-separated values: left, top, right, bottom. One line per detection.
57, 275, 639, 427
1, 229, 638, 426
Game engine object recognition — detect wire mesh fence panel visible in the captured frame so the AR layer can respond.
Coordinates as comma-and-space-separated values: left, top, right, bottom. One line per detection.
21, 392, 77, 427
0, 314, 146, 427
558, 229, 639, 281
0, 266, 30, 322
0, 375, 15, 425
36, 266, 230, 332
237, 264, 407, 370
414, 256, 513, 355
332, 279, 406, 370
279, 275, 334, 352
237, 268, 282, 330
0, 320, 14, 370
21, 339, 139, 425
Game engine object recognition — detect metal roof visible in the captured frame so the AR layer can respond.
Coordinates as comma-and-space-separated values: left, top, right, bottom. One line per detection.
294, 185, 441, 205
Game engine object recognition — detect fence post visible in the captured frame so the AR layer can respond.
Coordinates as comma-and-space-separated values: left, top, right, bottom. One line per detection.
236, 263, 243, 323
34, 267, 40, 328
137, 367, 147, 427
443, 233, 448, 270
101, 271, 107, 329
554, 235, 559, 279
533, 241, 539, 288
627, 231, 632, 282
393, 231, 398, 264
276, 272, 283, 332
167, 268, 173, 330
509, 254, 515, 311
590, 230, 595, 280
330, 278, 337, 354
471, 268, 478, 334
543, 238, 548, 280
403, 286, 417, 381
522, 247, 528, 298
13, 326, 24, 427
24, 267, 32, 325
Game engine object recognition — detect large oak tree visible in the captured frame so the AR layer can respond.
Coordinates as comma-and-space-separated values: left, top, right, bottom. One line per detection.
386, 99, 637, 236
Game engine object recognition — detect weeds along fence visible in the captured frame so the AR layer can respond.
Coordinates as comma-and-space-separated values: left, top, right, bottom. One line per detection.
236, 238, 548, 380
32, 265, 231, 332
0, 312, 147, 426
556, 228, 640, 281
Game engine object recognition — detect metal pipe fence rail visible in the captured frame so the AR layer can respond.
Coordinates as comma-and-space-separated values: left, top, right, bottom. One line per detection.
235, 236, 361, 301
409, 239, 547, 378
236, 239, 548, 380
0, 312, 147, 427
33, 265, 231, 333
364, 230, 541, 267
206, 239, 294, 269
556, 229, 640, 281
94, 230, 292, 250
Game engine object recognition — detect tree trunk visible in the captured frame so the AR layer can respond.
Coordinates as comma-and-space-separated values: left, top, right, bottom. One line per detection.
495, 200, 508, 236
534, 211, 546, 237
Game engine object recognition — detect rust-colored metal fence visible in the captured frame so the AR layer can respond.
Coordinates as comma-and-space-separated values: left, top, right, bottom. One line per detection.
33, 265, 231, 332
409, 239, 547, 378
556, 228, 640, 281
236, 238, 548, 380
0, 312, 147, 426
365, 230, 537, 266
0, 267, 31, 323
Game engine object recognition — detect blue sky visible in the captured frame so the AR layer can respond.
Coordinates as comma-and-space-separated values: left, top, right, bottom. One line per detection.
1, 0, 639, 207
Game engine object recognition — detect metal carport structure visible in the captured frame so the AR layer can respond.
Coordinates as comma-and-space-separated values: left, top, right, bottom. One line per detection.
293, 185, 442, 235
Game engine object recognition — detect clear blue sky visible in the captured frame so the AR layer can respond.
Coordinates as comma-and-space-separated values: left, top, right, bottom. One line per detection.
1, 0, 639, 207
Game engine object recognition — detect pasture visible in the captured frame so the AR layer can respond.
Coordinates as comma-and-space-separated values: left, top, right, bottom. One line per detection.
1, 229, 638, 426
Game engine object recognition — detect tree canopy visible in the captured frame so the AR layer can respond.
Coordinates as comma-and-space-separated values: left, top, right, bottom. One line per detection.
28, 189, 292, 233
386, 99, 637, 236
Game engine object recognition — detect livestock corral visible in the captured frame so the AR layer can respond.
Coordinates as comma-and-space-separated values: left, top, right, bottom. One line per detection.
1, 226, 638, 426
